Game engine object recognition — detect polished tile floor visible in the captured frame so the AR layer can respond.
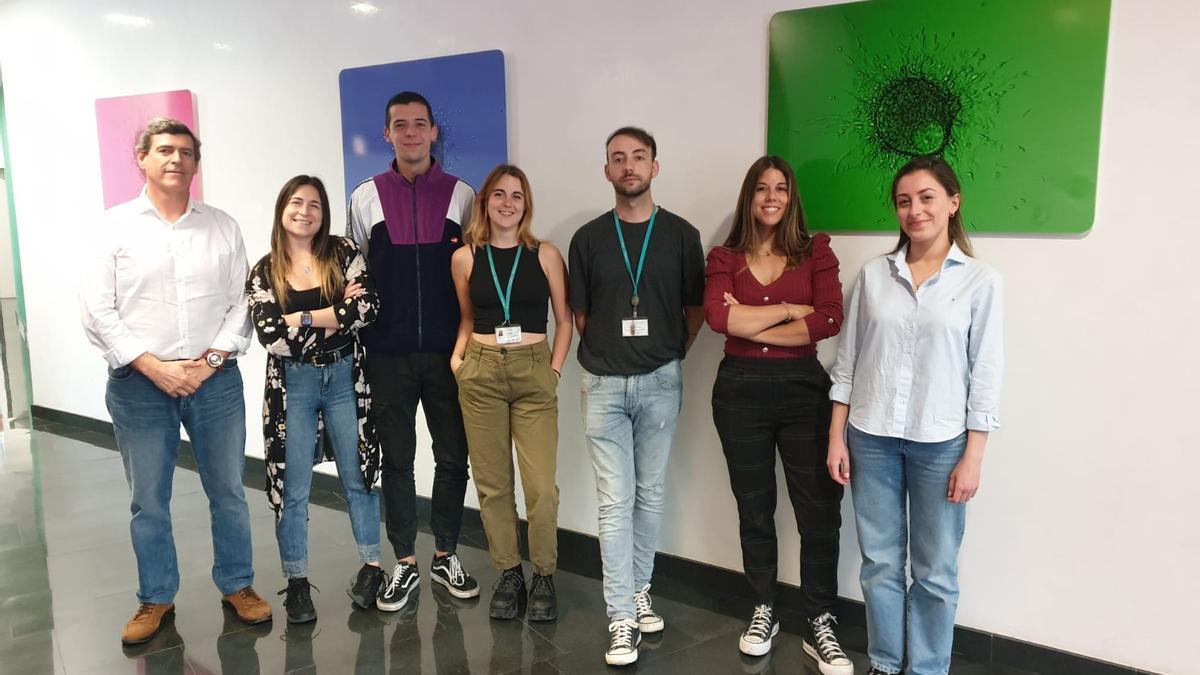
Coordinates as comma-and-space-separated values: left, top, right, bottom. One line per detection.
0, 418, 1041, 674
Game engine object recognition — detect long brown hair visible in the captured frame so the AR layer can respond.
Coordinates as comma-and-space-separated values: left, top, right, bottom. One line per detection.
269, 175, 344, 312
722, 156, 812, 267
463, 164, 539, 250
890, 155, 974, 257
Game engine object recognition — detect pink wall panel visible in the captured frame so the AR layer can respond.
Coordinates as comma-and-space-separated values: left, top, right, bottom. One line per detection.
94, 89, 201, 208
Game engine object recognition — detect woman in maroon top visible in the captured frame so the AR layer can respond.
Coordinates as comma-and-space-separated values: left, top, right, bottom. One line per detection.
704, 156, 850, 672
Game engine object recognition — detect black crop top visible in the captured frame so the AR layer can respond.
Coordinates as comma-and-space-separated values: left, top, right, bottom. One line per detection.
469, 244, 550, 334
285, 286, 354, 354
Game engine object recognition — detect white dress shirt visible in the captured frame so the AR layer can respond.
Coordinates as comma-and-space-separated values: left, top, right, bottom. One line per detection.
80, 189, 252, 369
830, 243, 1003, 442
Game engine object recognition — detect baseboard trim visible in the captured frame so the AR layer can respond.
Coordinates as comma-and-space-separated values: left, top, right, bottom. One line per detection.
30, 404, 1152, 674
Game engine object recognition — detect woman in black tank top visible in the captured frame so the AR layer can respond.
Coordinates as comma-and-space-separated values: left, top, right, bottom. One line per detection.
449, 165, 572, 621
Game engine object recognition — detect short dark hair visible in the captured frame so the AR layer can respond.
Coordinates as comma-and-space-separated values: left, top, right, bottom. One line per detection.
605, 126, 656, 160
135, 117, 200, 161
384, 91, 435, 128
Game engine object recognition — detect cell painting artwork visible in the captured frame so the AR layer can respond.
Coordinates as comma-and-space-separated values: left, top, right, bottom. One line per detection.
767, 0, 1110, 234
339, 50, 508, 197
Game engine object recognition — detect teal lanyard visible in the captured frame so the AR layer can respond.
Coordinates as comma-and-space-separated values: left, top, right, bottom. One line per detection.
485, 244, 523, 325
612, 206, 658, 314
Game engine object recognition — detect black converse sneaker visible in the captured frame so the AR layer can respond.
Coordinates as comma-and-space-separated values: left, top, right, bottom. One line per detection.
430, 552, 480, 599
633, 583, 664, 633
738, 604, 780, 656
376, 561, 419, 612
605, 618, 642, 666
347, 563, 386, 610
489, 566, 527, 620
277, 577, 317, 624
803, 612, 854, 675
527, 574, 557, 622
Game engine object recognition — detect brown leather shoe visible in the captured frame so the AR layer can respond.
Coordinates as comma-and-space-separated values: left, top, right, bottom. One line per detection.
222, 586, 273, 625
121, 602, 175, 645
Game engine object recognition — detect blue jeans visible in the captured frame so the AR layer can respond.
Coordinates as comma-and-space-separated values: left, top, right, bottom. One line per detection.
847, 425, 968, 675
105, 362, 254, 604
580, 359, 682, 620
277, 358, 380, 578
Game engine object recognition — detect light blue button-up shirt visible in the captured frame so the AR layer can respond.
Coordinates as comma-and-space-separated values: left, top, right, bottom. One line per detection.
829, 243, 1003, 443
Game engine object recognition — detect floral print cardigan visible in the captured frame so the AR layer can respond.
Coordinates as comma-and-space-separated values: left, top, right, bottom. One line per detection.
245, 236, 381, 518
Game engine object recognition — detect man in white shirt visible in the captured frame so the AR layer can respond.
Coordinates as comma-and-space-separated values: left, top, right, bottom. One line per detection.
79, 117, 272, 646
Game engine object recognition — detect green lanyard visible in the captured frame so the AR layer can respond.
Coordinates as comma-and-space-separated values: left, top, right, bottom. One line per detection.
485, 244, 523, 325
612, 206, 658, 315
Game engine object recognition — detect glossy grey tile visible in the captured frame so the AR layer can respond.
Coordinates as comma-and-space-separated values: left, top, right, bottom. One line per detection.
3, 418, 1052, 675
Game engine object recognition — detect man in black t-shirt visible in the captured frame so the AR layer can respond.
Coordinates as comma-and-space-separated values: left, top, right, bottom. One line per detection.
567, 127, 705, 666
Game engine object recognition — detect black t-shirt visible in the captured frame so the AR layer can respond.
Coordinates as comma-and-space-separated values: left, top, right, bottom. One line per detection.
568, 207, 705, 376
285, 286, 354, 355
469, 244, 550, 333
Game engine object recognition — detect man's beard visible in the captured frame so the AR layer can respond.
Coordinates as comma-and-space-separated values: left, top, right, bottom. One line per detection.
614, 177, 651, 199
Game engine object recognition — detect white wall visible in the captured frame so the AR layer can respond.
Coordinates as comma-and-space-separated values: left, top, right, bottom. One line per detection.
1, 1, 1197, 672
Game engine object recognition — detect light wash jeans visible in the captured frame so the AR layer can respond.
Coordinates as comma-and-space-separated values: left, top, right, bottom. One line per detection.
580, 359, 682, 620
105, 361, 254, 604
277, 357, 381, 578
847, 425, 968, 675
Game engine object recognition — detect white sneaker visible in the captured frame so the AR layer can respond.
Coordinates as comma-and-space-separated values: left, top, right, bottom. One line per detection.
738, 604, 780, 656
605, 618, 642, 666
633, 583, 664, 633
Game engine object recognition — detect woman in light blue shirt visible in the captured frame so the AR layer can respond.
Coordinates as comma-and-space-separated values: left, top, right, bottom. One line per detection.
826, 155, 1003, 675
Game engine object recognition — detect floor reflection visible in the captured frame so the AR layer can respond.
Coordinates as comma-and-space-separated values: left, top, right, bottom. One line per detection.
5, 415, 1037, 675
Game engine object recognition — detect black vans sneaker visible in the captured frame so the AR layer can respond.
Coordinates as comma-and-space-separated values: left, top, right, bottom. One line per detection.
738, 604, 779, 656
347, 563, 386, 610
605, 618, 642, 666
277, 577, 317, 624
430, 552, 480, 599
489, 566, 527, 619
528, 573, 557, 621
377, 561, 419, 612
803, 612, 853, 675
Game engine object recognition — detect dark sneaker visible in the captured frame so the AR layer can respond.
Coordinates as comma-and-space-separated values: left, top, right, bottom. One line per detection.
347, 564, 386, 610
866, 668, 897, 675
430, 552, 480, 598
803, 612, 853, 675
738, 604, 779, 656
489, 566, 527, 620
277, 578, 317, 624
605, 618, 641, 666
633, 583, 664, 633
527, 573, 557, 621
377, 561, 419, 612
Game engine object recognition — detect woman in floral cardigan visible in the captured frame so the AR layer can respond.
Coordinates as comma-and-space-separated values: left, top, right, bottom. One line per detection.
245, 175, 382, 623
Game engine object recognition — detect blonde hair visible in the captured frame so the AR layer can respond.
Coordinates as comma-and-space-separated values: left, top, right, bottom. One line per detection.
463, 164, 538, 250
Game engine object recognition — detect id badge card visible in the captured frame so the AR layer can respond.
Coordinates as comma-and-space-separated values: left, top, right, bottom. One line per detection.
495, 323, 523, 345
621, 317, 650, 337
